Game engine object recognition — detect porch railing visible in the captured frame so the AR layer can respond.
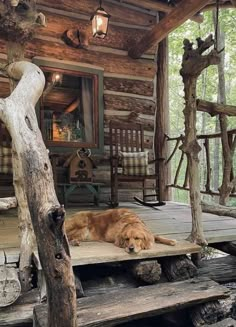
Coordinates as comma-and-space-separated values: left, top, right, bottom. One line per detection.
166, 129, 236, 198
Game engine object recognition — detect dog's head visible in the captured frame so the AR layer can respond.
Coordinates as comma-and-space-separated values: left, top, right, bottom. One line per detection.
115, 222, 154, 254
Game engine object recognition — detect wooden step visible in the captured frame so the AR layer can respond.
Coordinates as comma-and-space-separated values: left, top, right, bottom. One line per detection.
33, 277, 229, 327
203, 318, 236, 327
33, 240, 201, 269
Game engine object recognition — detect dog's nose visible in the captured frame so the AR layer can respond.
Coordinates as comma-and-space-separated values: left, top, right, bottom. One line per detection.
129, 245, 135, 252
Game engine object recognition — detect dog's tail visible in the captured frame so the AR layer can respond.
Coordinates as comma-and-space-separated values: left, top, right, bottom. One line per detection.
154, 235, 176, 246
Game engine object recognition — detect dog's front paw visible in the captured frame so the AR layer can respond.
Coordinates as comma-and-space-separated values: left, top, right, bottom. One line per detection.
170, 240, 177, 246
70, 239, 81, 246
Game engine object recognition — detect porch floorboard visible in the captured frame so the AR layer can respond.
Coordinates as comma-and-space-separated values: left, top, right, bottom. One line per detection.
1, 201, 236, 266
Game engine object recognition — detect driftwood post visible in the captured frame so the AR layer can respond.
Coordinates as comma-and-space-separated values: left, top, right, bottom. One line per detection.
0, 62, 77, 326
0, 0, 46, 291
180, 35, 220, 244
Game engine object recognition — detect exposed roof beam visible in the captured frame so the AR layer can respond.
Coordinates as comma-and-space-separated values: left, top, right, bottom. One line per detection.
202, 1, 236, 11
120, 0, 204, 23
120, 0, 171, 12
128, 0, 211, 59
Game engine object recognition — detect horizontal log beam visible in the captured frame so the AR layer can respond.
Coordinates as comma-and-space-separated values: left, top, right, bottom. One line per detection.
211, 241, 236, 256
198, 255, 236, 283
128, 0, 211, 58
167, 129, 236, 141
0, 39, 156, 78
121, 0, 204, 23
203, 2, 236, 11
197, 99, 236, 116
121, 0, 171, 13
0, 197, 17, 210
168, 184, 236, 198
37, 0, 156, 27
201, 201, 236, 218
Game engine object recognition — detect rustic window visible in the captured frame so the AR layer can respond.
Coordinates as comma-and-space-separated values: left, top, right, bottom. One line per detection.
34, 58, 104, 153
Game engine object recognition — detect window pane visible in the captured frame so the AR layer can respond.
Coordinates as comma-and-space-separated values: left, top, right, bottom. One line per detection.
42, 70, 95, 145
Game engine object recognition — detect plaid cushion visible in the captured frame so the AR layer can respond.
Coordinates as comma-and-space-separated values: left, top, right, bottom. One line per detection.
0, 146, 13, 174
120, 151, 149, 176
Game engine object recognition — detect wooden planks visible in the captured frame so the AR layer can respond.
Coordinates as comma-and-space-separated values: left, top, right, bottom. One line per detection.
33, 240, 201, 270
2, 202, 236, 261
0, 289, 40, 327
38, 11, 155, 54
37, 0, 156, 27
33, 277, 230, 327
104, 93, 155, 115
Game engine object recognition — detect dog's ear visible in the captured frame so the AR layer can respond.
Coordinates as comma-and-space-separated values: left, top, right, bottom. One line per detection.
114, 234, 125, 248
142, 231, 154, 249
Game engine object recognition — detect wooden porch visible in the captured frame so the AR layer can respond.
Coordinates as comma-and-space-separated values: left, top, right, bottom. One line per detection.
1, 201, 236, 266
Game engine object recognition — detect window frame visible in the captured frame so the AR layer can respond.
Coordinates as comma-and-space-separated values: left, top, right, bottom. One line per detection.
33, 57, 104, 154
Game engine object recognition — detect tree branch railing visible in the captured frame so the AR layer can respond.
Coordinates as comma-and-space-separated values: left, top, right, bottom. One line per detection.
166, 129, 236, 199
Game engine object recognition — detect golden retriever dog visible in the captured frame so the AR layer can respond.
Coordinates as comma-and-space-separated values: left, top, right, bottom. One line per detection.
65, 208, 176, 254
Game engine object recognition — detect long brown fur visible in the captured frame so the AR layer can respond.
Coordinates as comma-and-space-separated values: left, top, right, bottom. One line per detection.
65, 208, 176, 254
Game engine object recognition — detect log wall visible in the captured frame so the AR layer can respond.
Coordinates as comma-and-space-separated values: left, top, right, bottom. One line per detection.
0, 1, 158, 202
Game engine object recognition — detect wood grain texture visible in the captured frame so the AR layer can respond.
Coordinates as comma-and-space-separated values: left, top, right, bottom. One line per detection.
4, 202, 236, 260
38, 11, 155, 54
6, 38, 156, 78
37, 0, 156, 27
104, 76, 154, 96
34, 277, 229, 327
198, 255, 236, 283
33, 240, 201, 269
104, 94, 155, 114
129, 0, 212, 58
0, 266, 21, 307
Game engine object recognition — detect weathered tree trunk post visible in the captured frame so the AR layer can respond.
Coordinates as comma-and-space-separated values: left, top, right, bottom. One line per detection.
213, 11, 234, 205
180, 35, 220, 244
0, 0, 46, 291
6, 41, 36, 292
155, 14, 171, 202
0, 62, 77, 327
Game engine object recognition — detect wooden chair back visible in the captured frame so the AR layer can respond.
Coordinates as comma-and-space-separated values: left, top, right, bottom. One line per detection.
109, 121, 144, 159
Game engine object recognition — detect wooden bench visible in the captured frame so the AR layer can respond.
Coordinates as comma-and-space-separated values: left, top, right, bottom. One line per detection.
33, 277, 229, 327
58, 182, 103, 207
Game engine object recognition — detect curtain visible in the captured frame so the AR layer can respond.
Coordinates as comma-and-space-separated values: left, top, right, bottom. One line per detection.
81, 77, 93, 143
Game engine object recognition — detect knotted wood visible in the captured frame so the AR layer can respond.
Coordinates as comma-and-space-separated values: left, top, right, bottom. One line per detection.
180, 34, 220, 244
129, 260, 162, 284
160, 255, 197, 282
0, 62, 76, 327
190, 301, 224, 327
0, 197, 17, 211
0, 266, 21, 307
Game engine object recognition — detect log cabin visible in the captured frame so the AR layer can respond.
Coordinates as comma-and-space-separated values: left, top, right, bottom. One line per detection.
0, 1, 236, 327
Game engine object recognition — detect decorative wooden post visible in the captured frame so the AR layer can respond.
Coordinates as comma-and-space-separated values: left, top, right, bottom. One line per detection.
180, 35, 220, 244
0, 0, 45, 291
155, 30, 171, 201
0, 62, 77, 327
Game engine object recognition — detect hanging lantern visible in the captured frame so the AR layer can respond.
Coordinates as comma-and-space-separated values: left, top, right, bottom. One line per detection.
90, 0, 111, 39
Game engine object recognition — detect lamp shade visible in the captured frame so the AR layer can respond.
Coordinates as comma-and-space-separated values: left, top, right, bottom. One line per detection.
91, 6, 110, 39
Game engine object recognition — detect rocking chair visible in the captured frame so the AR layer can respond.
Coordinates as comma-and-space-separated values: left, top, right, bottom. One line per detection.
109, 121, 164, 207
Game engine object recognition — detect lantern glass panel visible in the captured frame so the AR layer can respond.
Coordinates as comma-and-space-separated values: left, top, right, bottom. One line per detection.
92, 9, 109, 38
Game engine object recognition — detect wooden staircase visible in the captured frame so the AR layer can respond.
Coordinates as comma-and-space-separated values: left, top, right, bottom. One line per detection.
33, 277, 229, 327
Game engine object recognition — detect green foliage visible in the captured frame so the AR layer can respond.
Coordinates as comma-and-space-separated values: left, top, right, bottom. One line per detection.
169, 9, 236, 204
